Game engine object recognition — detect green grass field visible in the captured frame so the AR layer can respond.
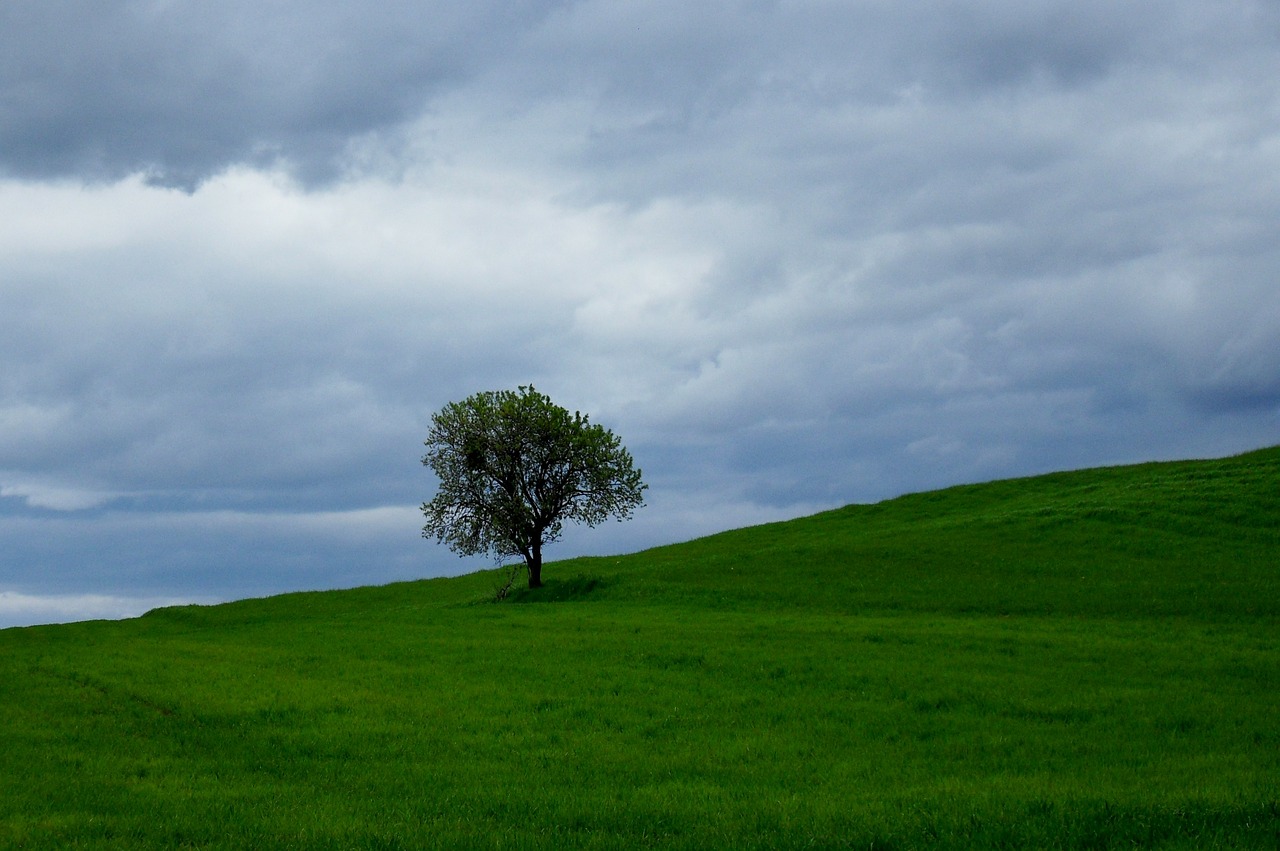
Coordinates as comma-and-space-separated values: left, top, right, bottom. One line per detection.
2, 447, 1277, 849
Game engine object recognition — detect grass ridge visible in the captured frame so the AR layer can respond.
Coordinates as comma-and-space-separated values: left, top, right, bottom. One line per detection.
1, 446, 1276, 848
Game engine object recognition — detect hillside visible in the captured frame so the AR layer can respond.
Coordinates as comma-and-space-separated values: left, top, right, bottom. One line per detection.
1, 447, 1277, 848
585, 443, 1280, 618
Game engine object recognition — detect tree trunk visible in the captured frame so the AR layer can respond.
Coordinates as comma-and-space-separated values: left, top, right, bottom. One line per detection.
527, 542, 543, 588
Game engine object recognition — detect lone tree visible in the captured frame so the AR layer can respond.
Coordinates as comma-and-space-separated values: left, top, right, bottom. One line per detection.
421, 386, 646, 588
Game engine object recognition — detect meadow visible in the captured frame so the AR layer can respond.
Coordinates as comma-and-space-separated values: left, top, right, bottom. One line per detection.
1, 447, 1277, 849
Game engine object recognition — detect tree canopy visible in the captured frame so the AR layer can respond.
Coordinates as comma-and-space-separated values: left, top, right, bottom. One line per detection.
421, 386, 646, 588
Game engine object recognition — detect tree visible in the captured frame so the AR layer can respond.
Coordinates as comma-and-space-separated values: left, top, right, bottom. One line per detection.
421, 386, 646, 589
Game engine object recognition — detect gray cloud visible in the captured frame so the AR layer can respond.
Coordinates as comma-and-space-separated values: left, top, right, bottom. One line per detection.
1, 1, 561, 188
2, 0, 1278, 625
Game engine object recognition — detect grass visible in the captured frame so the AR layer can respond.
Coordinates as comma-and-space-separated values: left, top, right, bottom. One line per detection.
1, 446, 1277, 848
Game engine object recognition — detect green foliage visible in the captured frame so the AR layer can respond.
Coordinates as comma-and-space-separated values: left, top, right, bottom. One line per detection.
2, 446, 1278, 848
421, 386, 645, 587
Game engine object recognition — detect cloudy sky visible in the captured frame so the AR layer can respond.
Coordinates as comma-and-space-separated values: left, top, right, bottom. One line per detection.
2, 1, 1278, 627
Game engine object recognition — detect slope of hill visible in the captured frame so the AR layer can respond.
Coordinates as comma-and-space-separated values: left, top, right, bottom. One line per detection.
1, 447, 1276, 848
585, 443, 1280, 618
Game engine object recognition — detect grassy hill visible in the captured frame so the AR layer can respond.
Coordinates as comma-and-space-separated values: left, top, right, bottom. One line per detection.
1, 447, 1277, 849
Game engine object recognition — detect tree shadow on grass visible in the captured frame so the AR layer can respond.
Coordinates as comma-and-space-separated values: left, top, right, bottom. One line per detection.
508, 574, 607, 603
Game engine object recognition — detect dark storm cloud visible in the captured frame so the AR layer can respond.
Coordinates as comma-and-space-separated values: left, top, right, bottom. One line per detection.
0, 0, 561, 188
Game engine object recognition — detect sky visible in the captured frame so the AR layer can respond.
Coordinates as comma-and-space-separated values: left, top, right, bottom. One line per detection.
2, 1, 1278, 628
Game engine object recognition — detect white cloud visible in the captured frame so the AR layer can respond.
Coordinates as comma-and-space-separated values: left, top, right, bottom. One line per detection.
0, 590, 207, 629
0, 476, 117, 511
